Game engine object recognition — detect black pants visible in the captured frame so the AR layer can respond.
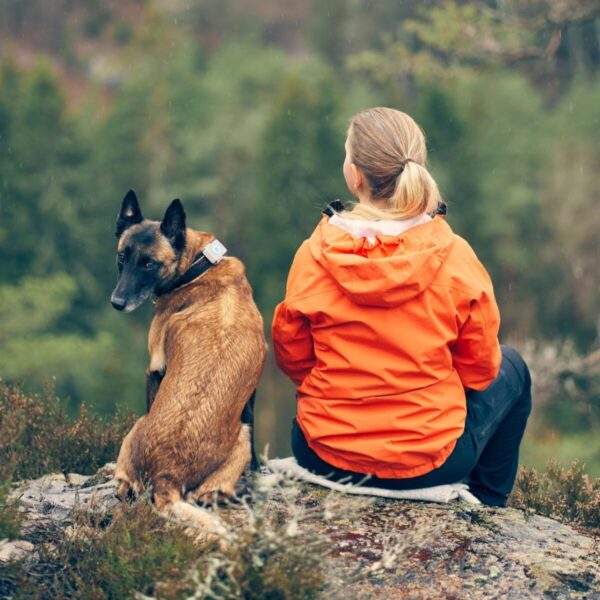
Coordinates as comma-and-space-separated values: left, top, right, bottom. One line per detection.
291, 345, 532, 507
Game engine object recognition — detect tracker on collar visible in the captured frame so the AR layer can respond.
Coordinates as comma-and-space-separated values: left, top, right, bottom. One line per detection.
157, 239, 227, 296
433, 201, 447, 216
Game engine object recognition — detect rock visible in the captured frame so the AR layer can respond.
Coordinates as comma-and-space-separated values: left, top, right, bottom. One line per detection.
12, 463, 118, 526
7, 465, 600, 598
0, 539, 34, 562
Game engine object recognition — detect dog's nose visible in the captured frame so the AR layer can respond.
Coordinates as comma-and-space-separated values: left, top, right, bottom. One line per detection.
111, 295, 127, 311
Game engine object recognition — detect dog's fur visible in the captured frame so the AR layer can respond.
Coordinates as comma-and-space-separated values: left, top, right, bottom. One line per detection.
111, 190, 266, 537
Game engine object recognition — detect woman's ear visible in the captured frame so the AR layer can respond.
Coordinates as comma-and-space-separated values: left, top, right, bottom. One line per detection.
351, 163, 364, 192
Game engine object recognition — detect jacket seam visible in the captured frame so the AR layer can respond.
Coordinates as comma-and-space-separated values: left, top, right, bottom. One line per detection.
284, 286, 341, 308
428, 282, 478, 297
286, 282, 480, 308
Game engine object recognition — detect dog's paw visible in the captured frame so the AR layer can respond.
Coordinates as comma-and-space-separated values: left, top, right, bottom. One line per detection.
116, 479, 139, 502
186, 489, 235, 507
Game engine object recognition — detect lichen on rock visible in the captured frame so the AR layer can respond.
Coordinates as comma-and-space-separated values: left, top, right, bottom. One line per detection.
2, 464, 599, 599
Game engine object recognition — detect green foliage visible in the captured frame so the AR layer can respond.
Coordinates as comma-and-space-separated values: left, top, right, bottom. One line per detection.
245, 60, 344, 314
545, 372, 600, 435
510, 461, 600, 529
0, 487, 21, 539
0, 463, 21, 540
0, 273, 125, 414
521, 432, 600, 479
0, 62, 88, 283
349, 0, 600, 94
0, 383, 136, 480
0, 1, 599, 460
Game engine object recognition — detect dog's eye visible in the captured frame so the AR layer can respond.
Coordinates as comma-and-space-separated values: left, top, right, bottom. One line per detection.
144, 261, 156, 269
117, 252, 125, 264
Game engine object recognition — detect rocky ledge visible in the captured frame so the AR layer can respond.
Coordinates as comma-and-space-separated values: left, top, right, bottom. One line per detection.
3, 464, 599, 599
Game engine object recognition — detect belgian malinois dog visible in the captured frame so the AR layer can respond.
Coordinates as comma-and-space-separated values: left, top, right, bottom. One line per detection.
111, 190, 266, 536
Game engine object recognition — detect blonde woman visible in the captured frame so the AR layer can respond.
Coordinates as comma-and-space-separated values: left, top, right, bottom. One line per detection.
272, 107, 531, 506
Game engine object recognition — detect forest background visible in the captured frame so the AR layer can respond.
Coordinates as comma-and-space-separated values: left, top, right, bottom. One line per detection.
1, 0, 599, 475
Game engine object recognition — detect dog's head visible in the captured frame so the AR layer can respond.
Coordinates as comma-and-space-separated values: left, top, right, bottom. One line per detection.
111, 190, 186, 313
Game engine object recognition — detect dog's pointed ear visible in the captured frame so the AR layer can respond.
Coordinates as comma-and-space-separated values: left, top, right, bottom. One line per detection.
160, 199, 186, 252
116, 190, 143, 238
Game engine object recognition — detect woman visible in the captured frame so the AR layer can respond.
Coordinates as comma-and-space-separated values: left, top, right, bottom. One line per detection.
272, 107, 531, 506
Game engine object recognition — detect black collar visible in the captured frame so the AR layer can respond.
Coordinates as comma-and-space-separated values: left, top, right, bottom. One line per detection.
156, 252, 218, 297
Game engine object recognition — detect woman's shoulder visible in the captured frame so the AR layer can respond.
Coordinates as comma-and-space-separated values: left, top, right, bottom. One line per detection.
437, 227, 495, 295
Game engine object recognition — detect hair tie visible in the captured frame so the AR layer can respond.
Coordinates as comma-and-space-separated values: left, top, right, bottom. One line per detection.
395, 158, 414, 177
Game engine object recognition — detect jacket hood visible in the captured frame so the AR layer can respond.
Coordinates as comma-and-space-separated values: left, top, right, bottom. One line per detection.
309, 215, 455, 307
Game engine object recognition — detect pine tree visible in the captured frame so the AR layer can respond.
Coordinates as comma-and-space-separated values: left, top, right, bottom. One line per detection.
244, 64, 344, 315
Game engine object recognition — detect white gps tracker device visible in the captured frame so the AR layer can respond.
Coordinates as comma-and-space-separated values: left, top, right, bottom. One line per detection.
203, 239, 227, 264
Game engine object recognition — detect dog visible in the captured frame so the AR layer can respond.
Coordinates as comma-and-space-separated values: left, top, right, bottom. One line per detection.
110, 189, 266, 536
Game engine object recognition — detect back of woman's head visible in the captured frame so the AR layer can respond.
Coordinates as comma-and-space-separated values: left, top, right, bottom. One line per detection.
347, 107, 442, 220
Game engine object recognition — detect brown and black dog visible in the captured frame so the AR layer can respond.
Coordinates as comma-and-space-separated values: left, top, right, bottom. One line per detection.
111, 190, 266, 534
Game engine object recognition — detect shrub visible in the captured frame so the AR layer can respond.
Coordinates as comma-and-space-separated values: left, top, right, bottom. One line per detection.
0, 382, 137, 481
510, 460, 600, 529
191, 475, 327, 599
0, 476, 21, 539
8, 501, 198, 599
0, 401, 21, 538
7, 476, 329, 600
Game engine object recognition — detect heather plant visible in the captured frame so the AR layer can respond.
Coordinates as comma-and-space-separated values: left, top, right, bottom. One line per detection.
0, 467, 21, 539
0, 382, 137, 481
8, 501, 199, 600
6, 471, 334, 599
189, 471, 330, 599
510, 460, 600, 529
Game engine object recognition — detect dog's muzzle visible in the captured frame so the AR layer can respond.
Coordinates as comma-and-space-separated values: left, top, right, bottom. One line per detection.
110, 294, 127, 311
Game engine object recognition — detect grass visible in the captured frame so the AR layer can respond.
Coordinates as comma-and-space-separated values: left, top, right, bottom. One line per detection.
0, 383, 328, 599
0, 475, 21, 539
0, 383, 328, 598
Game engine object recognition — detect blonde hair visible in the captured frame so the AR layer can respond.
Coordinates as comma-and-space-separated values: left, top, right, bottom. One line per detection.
343, 107, 442, 220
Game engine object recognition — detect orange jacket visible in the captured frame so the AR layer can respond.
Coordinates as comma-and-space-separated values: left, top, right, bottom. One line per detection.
272, 214, 502, 479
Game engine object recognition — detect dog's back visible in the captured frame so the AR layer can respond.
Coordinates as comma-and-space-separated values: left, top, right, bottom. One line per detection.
137, 254, 265, 491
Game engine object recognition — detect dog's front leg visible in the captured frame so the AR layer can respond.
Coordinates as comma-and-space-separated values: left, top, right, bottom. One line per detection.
115, 416, 145, 499
146, 369, 164, 412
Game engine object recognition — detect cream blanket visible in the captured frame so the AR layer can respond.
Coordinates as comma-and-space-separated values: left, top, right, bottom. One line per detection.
267, 457, 480, 505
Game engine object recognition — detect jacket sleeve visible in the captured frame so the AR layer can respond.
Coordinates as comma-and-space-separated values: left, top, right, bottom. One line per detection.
272, 300, 316, 386
452, 290, 502, 391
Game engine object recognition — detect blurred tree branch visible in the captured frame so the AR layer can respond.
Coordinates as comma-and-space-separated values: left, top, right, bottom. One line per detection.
349, 0, 600, 97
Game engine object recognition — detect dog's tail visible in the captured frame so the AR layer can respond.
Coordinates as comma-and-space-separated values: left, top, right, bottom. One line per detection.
163, 500, 229, 547
153, 480, 229, 548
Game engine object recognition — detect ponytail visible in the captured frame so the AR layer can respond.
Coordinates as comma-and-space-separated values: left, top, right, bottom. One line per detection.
389, 160, 441, 218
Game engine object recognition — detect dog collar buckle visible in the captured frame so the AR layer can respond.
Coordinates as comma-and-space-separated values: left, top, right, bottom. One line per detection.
202, 239, 227, 264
